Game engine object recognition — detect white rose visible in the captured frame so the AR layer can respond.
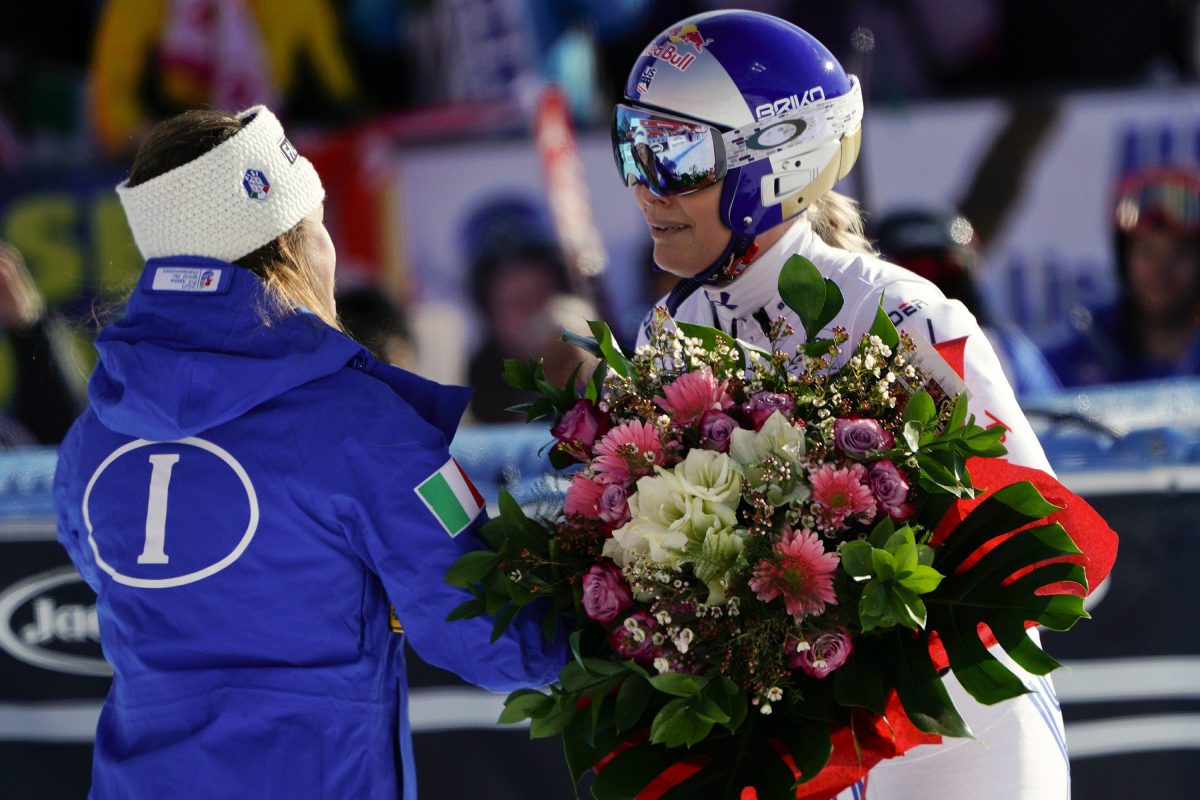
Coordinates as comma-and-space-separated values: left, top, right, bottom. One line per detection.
673, 449, 743, 507
729, 411, 810, 506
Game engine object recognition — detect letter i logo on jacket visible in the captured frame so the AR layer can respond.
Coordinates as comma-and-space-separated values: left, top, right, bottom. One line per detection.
415, 458, 485, 537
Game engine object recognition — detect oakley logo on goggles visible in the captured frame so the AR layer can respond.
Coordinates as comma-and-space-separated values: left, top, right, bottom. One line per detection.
612, 76, 863, 197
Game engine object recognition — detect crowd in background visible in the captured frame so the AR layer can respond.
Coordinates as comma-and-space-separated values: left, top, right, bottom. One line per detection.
0, 0, 1198, 441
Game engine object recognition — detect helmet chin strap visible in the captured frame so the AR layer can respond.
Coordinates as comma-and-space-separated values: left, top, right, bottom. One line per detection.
663, 232, 759, 315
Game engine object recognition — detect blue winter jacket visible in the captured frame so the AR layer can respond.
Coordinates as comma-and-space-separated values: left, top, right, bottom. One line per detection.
53, 257, 565, 799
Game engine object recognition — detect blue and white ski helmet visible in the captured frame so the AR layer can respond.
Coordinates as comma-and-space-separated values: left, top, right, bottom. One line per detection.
620, 10, 863, 237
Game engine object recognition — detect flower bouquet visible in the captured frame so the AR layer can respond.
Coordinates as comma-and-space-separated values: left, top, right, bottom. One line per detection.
445, 255, 1117, 799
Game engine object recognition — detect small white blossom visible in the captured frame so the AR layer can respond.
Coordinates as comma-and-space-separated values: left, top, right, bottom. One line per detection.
653, 657, 671, 674
796, 639, 811, 652
759, 703, 773, 715
766, 687, 783, 702
655, 611, 672, 625
675, 628, 694, 654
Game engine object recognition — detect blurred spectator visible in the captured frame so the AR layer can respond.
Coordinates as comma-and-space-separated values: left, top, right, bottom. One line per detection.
1046, 167, 1200, 386
90, 0, 359, 155
0, 2, 97, 168
0, 241, 87, 444
463, 195, 573, 422
873, 208, 1062, 398
404, 0, 648, 121
527, 292, 599, 388
337, 285, 415, 370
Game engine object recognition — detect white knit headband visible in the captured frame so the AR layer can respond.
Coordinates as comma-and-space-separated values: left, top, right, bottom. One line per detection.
117, 105, 326, 262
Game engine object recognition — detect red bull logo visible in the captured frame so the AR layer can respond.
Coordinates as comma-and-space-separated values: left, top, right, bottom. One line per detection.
644, 24, 713, 72
668, 24, 713, 54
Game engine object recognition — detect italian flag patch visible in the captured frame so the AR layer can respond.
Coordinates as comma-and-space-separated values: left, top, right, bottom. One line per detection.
415, 458, 485, 537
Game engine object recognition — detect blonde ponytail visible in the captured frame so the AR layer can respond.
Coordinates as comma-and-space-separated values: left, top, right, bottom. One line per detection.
803, 190, 877, 256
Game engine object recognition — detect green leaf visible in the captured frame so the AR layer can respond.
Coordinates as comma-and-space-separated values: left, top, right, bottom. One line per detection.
778, 253, 826, 336
648, 672, 706, 698
586, 358, 608, 402
903, 420, 923, 453
518, 397, 555, 423
778, 254, 845, 342
615, 674, 653, 733
736, 338, 773, 364
444, 550, 500, 588
777, 719, 833, 786
871, 549, 897, 580
445, 596, 487, 622
892, 542, 919, 576
490, 603, 519, 643
499, 689, 555, 724
589, 737, 684, 799
860, 580, 889, 631
928, 485, 1088, 705
548, 447, 577, 471
933, 482, 1062, 574
884, 630, 972, 737
677, 322, 738, 358
502, 358, 538, 390
498, 491, 550, 555
587, 320, 635, 378
947, 393, 969, 431
898, 564, 944, 595
649, 698, 713, 748
833, 638, 887, 714
802, 338, 838, 357
869, 516, 897, 547
868, 297, 901, 350
904, 391, 936, 426
839, 540, 874, 578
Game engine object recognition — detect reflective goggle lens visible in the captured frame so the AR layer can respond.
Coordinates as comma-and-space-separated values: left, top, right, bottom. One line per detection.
612, 105, 725, 197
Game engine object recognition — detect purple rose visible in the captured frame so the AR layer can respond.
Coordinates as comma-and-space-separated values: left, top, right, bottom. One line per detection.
790, 628, 852, 678
607, 611, 657, 664
744, 392, 795, 431
598, 484, 631, 527
834, 418, 895, 458
699, 410, 738, 453
869, 460, 914, 519
552, 400, 611, 459
582, 564, 633, 624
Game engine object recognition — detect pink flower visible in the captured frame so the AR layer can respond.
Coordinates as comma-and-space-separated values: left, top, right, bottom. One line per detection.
552, 399, 611, 461
748, 528, 840, 621
699, 410, 739, 453
591, 421, 666, 485
833, 418, 894, 458
869, 460, 914, 520
810, 463, 878, 529
565, 472, 605, 518
608, 611, 658, 665
743, 391, 795, 431
582, 564, 633, 624
788, 628, 853, 678
654, 367, 734, 426
598, 483, 631, 527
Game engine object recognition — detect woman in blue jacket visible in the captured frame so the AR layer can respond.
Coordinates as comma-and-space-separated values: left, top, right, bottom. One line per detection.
53, 105, 564, 799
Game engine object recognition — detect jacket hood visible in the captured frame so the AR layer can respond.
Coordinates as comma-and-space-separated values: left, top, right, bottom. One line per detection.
90, 257, 365, 440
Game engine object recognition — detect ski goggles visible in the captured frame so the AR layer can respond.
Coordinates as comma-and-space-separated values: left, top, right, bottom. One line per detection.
1114, 168, 1200, 235
612, 76, 862, 197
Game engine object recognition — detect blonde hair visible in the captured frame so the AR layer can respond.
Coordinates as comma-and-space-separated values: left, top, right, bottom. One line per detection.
803, 190, 877, 256
239, 222, 341, 330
